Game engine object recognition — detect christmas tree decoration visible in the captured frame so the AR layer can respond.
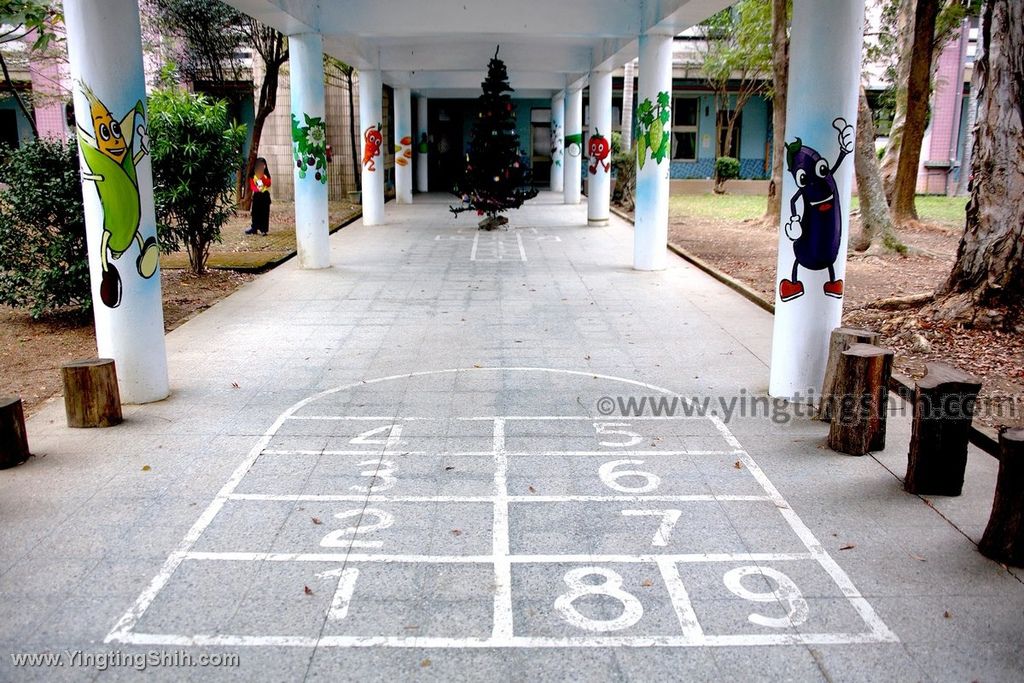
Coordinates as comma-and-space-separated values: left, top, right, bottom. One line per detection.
450, 47, 538, 230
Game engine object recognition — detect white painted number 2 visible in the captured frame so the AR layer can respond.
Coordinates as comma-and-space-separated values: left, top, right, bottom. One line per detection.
350, 424, 404, 449
621, 509, 682, 546
723, 566, 809, 628
320, 508, 394, 549
349, 460, 397, 493
598, 459, 661, 493
554, 567, 644, 632
594, 422, 643, 448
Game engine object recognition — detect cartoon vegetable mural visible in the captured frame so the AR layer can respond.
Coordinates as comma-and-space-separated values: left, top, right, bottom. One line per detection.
362, 123, 383, 171
396, 135, 413, 167
635, 91, 671, 170
564, 132, 583, 157
779, 117, 855, 302
77, 83, 158, 309
588, 128, 611, 174
292, 113, 328, 184
550, 119, 562, 167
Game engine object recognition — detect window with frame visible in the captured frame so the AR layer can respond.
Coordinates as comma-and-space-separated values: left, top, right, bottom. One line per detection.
671, 97, 699, 161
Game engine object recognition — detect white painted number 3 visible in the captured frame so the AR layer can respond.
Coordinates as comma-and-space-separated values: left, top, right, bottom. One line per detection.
555, 567, 644, 632
723, 566, 809, 628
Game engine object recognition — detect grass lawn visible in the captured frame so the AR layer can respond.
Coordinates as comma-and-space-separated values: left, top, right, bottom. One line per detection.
668, 192, 968, 229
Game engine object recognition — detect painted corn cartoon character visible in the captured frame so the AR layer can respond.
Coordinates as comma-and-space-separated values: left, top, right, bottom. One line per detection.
362, 124, 383, 171
779, 117, 855, 302
77, 84, 158, 309
588, 129, 610, 174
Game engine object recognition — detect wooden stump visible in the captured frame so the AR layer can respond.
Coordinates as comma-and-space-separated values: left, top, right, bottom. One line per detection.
817, 327, 880, 421
0, 396, 31, 469
978, 429, 1024, 566
60, 358, 122, 428
478, 215, 509, 231
827, 343, 895, 456
904, 362, 982, 496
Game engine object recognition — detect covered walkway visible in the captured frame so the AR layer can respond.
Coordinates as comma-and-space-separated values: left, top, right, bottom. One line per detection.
1, 197, 1020, 680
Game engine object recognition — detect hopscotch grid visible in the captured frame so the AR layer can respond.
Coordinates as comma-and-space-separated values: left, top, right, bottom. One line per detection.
105, 368, 897, 648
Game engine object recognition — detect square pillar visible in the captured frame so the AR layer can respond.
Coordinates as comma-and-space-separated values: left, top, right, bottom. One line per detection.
634, 32, 673, 271
550, 92, 564, 193
289, 33, 330, 269
359, 68, 385, 226
587, 69, 613, 225
394, 85, 413, 204
563, 87, 583, 205
64, 0, 168, 403
769, 0, 866, 399
416, 96, 429, 193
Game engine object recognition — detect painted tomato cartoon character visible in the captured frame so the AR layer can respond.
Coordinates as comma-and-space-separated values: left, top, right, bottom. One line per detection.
362, 123, 383, 171
588, 129, 610, 174
779, 117, 855, 302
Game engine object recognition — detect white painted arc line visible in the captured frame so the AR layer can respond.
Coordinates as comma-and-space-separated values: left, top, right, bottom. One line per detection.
261, 450, 737, 457
225, 494, 773, 503
285, 415, 709, 421
180, 551, 818, 564
111, 631, 898, 649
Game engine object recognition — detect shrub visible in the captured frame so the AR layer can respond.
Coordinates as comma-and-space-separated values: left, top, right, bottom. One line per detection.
713, 156, 741, 194
149, 86, 246, 274
0, 139, 91, 317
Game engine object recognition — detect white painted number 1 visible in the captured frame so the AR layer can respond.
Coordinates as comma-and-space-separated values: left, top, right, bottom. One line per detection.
723, 566, 809, 628
621, 509, 682, 546
317, 567, 359, 621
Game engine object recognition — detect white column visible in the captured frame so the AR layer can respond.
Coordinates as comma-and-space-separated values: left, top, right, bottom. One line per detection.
587, 69, 613, 225
416, 95, 429, 193
64, 0, 168, 403
359, 68, 385, 226
394, 85, 413, 204
633, 32, 673, 271
550, 92, 564, 192
769, 0, 865, 399
563, 87, 583, 205
620, 60, 636, 152
289, 33, 330, 269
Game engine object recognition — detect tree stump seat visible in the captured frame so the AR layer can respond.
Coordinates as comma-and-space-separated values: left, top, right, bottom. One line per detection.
0, 396, 31, 469
60, 358, 122, 428
827, 343, 895, 456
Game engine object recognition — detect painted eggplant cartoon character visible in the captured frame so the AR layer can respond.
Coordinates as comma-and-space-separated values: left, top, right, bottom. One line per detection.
77, 84, 158, 309
779, 117, 855, 302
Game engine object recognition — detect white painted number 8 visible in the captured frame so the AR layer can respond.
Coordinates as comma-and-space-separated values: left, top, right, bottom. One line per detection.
554, 567, 644, 632
723, 566, 809, 628
598, 459, 661, 493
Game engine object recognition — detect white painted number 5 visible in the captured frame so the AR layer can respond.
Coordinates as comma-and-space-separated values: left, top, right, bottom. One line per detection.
594, 422, 643, 448
723, 566, 809, 628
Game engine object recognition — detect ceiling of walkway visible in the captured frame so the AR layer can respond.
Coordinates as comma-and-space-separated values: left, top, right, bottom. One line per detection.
223, 0, 735, 97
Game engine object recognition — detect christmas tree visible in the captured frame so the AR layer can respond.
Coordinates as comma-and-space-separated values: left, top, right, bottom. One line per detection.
450, 47, 538, 228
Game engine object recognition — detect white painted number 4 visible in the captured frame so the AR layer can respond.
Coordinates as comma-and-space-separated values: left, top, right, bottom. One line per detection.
350, 424, 404, 449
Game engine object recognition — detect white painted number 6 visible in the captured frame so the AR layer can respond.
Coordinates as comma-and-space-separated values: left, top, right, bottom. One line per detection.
599, 459, 662, 493
554, 567, 644, 632
723, 566, 809, 628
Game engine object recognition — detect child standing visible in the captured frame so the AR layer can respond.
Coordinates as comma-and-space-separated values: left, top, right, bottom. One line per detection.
245, 157, 272, 235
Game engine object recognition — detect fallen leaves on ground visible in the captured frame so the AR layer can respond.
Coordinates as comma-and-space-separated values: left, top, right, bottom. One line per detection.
303, 586, 313, 595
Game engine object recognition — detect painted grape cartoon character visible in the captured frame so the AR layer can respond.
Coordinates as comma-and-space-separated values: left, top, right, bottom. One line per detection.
779, 117, 855, 302
588, 129, 610, 174
77, 84, 158, 309
362, 123, 383, 171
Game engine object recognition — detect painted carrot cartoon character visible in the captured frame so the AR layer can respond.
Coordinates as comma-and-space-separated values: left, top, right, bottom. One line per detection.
363, 124, 383, 171
77, 84, 158, 309
779, 117, 855, 302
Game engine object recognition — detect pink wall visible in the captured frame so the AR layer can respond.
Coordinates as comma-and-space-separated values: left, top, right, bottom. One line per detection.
920, 22, 968, 195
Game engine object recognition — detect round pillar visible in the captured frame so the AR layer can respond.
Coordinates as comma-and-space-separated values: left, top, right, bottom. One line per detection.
587, 70, 613, 225
416, 96, 429, 193
394, 85, 413, 204
563, 88, 583, 205
359, 68, 385, 226
550, 92, 564, 193
633, 33, 673, 271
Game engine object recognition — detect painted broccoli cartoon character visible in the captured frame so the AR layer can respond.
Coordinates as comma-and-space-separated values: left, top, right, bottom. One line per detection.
77, 84, 158, 309
779, 117, 855, 302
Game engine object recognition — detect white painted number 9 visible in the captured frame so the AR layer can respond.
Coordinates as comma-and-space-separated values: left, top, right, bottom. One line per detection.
598, 459, 661, 493
722, 566, 809, 628
555, 567, 644, 632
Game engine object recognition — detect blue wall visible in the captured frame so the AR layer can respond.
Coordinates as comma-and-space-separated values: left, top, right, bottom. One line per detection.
668, 92, 771, 180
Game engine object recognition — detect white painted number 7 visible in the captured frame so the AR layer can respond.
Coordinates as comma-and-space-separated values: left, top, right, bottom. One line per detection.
621, 509, 682, 547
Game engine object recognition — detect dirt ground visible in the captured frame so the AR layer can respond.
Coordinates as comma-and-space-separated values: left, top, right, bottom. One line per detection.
1, 270, 253, 415
666, 199, 1024, 431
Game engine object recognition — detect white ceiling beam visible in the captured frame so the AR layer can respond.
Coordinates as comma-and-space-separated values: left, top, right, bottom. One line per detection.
378, 43, 593, 74
220, 0, 317, 33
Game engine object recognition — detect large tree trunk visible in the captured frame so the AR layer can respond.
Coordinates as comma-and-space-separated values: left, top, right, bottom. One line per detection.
238, 49, 285, 210
880, 0, 917, 199
764, 0, 789, 222
889, 0, 940, 224
853, 86, 903, 253
934, 0, 1024, 325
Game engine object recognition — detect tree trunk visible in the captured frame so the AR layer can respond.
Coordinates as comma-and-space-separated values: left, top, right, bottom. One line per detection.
880, 0, 917, 199
238, 45, 285, 210
764, 0, 789, 222
889, 0, 941, 224
0, 396, 30, 469
853, 86, 903, 253
347, 69, 360, 191
0, 53, 38, 139
817, 326, 880, 421
935, 0, 1024, 324
827, 343, 895, 456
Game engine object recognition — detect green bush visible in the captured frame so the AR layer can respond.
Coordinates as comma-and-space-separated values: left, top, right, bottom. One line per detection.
0, 139, 91, 318
149, 86, 246, 274
715, 156, 741, 181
